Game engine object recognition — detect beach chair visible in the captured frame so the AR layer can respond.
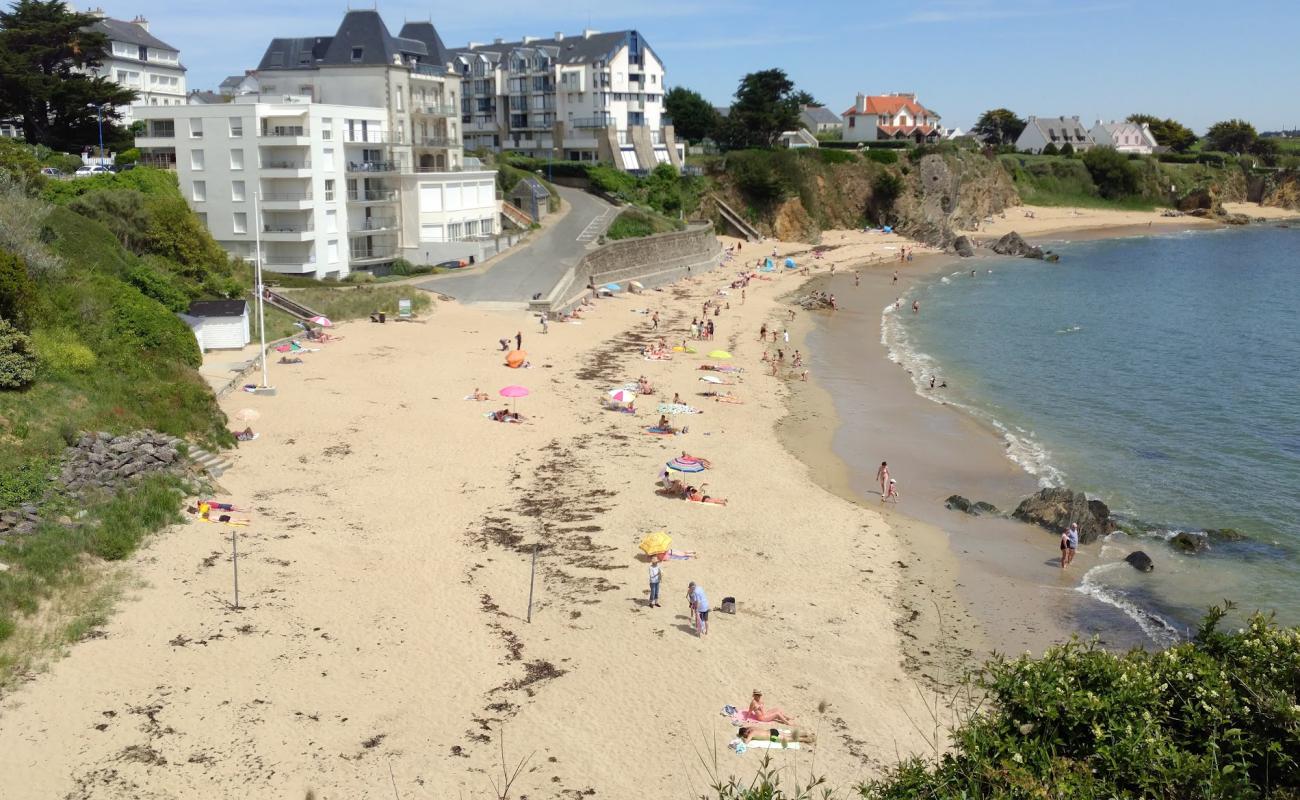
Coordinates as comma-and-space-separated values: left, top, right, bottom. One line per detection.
397, 299, 412, 321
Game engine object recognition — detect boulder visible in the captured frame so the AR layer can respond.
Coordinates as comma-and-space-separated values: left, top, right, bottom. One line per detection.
1170, 531, 1208, 553
1222, 213, 1250, 226
952, 235, 976, 258
991, 231, 1044, 259
1012, 487, 1118, 544
1205, 527, 1246, 542
972, 501, 999, 515
1125, 551, 1155, 572
1044, 252, 1060, 263
945, 495, 973, 513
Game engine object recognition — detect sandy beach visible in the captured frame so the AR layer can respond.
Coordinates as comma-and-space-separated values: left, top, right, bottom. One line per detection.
0, 231, 948, 798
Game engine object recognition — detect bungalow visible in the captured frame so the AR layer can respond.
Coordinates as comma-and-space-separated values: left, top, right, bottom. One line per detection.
799, 105, 842, 136
1090, 120, 1159, 154
1015, 116, 1096, 154
840, 92, 942, 144
181, 300, 250, 352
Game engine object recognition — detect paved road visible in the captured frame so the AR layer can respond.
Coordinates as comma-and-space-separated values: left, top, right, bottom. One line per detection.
419, 185, 616, 304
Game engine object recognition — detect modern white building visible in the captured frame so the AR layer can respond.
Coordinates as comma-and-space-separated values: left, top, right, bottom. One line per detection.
1015, 116, 1097, 154
80, 9, 187, 122
449, 30, 683, 172
840, 93, 942, 143
1089, 120, 1158, 154
135, 11, 504, 277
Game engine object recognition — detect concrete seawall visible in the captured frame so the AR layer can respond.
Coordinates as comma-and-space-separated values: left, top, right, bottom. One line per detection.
533, 223, 722, 314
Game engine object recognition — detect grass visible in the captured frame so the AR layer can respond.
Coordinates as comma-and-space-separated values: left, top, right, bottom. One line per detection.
605, 207, 684, 240
278, 285, 433, 321
0, 474, 188, 688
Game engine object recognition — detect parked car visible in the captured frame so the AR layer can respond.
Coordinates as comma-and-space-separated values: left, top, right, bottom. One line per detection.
74, 164, 111, 177
40, 167, 63, 177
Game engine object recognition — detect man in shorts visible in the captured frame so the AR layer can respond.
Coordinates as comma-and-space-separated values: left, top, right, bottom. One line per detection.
1060, 522, 1079, 569
688, 581, 710, 637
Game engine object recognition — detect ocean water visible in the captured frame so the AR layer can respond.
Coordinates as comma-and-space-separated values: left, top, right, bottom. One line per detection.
888, 225, 1300, 640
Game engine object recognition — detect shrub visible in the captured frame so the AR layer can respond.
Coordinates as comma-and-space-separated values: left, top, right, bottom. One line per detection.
0, 173, 61, 278
809, 148, 857, 165
67, 188, 150, 252
864, 149, 899, 165
605, 207, 681, 240
343, 270, 376, 284
1041, 142, 1059, 156
0, 318, 38, 389
868, 172, 904, 225
89, 475, 185, 560
0, 456, 52, 507
1060, 142, 1076, 157
726, 150, 790, 208
1082, 146, 1140, 198
115, 148, 139, 165
0, 139, 43, 185
105, 285, 201, 367
0, 250, 37, 329
31, 327, 97, 375
125, 258, 191, 313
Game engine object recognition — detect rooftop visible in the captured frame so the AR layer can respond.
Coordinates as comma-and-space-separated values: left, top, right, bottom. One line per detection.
450, 30, 652, 67
188, 300, 247, 318
256, 10, 448, 72
89, 16, 179, 53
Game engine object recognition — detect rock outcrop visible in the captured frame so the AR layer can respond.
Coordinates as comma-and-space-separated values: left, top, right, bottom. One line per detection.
952, 235, 976, 258
991, 231, 1045, 260
1125, 551, 1155, 572
1012, 487, 1118, 544
945, 495, 1000, 516
1170, 531, 1209, 553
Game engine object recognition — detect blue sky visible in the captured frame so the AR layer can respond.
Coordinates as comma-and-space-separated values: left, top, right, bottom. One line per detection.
114, 0, 1297, 132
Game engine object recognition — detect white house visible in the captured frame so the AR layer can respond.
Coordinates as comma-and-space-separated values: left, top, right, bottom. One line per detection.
840, 93, 942, 143
183, 300, 250, 351
1090, 120, 1158, 154
1015, 116, 1096, 154
81, 10, 187, 123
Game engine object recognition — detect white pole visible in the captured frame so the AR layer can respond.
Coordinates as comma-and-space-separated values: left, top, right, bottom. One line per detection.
254, 191, 270, 389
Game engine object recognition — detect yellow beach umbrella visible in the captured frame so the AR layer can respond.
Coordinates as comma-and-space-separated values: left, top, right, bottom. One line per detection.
639, 530, 672, 556
708, 350, 733, 360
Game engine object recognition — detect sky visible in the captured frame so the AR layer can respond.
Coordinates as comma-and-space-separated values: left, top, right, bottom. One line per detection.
105, 0, 1299, 132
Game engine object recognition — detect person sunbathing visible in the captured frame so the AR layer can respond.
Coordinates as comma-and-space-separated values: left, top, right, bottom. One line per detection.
737, 727, 815, 746
672, 393, 682, 405
748, 691, 795, 724
637, 377, 655, 394
278, 356, 303, 364
233, 427, 258, 441
685, 484, 726, 505
658, 415, 672, 431
658, 478, 687, 497
680, 452, 712, 469
714, 393, 744, 404
471, 388, 491, 401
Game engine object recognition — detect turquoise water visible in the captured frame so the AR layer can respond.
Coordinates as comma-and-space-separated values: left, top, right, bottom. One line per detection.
890, 225, 1300, 640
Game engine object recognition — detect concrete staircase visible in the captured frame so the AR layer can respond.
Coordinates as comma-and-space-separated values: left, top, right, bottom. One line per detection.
710, 194, 761, 242
257, 288, 321, 321
500, 201, 533, 231
187, 444, 234, 479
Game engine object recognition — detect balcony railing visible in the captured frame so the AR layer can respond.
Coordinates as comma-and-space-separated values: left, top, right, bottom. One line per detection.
263, 222, 313, 233
414, 103, 458, 116
144, 128, 176, 138
347, 160, 397, 173
353, 217, 397, 231
260, 125, 306, 137
572, 114, 614, 129
413, 63, 447, 77
262, 192, 312, 201
345, 130, 402, 144
350, 244, 398, 260
414, 136, 457, 148
261, 160, 311, 169
138, 156, 177, 170
347, 188, 398, 202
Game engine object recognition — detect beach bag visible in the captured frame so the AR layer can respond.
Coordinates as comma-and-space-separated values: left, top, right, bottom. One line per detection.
721, 596, 736, 614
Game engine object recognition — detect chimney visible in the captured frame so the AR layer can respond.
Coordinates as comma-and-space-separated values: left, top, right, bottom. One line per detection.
855, 93, 866, 114
555, 32, 564, 41
582, 28, 598, 39
131, 14, 148, 31
467, 42, 481, 49
522, 35, 537, 44
494, 38, 504, 44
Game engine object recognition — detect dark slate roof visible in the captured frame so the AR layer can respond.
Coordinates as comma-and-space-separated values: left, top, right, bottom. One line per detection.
800, 106, 841, 125
187, 90, 227, 104
219, 75, 244, 89
398, 22, 451, 66
257, 36, 332, 70
257, 11, 433, 71
510, 176, 550, 200
188, 300, 247, 318
450, 30, 645, 67
89, 17, 178, 52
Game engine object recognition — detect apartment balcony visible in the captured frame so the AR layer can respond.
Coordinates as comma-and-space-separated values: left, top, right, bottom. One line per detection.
344, 130, 402, 144
412, 63, 448, 78
346, 160, 398, 175
349, 243, 399, 263
348, 217, 398, 234
413, 102, 458, 117
259, 125, 310, 143
347, 188, 399, 204
260, 159, 312, 177
413, 135, 459, 148
571, 114, 615, 129
134, 128, 176, 147
261, 222, 314, 241
260, 259, 318, 275
260, 191, 313, 209
137, 153, 177, 170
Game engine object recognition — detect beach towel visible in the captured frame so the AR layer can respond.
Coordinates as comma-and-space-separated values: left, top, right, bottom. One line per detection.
746, 740, 800, 750
644, 427, 676, 436
657, 403, 701, 415
665, 550, 696, 560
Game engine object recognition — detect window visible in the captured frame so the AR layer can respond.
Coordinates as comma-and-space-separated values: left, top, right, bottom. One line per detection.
328, 240, 339, 262
232, 180, 245, 202
230, 149, 244, 170
848, 117, 855, 128
322, 147, 334, 170
465, 219, 479, 236
419, 184, 442, 211
190, 119, 203, 138
232, 212, 247, 234
448, 222, 463, 240
269, 50, 284, 67
229, 117, 242, 137
445, 183, 462, 210
351, 47, 364, 63
420, 223, 443, 241
396, 86, 403, 111
324, 179, 335, 201
190, 149, 205, 171
192, 180, 206, 202
325, 209, 337, 233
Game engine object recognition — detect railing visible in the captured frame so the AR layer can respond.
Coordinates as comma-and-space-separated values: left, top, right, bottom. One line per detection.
414, 136, 457, 148
138, 156, 177, 170
144, 128, 176, 138
414, 103, 458, 116
355, 217, 397, 231
350, 245, 399, 260
413, 63, 447, 77
260, 125, 306, 137
572, 115, 614, 129
261, 160, 311, 169
263, 223, 313, 233
347, 188, 398, 201
347, 161, 397, 173
262, 192, 312, 201
345, 130, 401, 144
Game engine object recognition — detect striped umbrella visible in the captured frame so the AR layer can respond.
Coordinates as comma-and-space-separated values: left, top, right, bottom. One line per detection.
608, 388, 637, 404
666, 456, 706, 474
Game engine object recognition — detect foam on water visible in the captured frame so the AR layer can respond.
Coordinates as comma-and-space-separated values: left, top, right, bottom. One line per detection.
1077, 562, 1182, 647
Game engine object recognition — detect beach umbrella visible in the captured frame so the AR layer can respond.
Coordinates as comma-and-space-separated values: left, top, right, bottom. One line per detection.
506, 349, 526, 368
629, 281, 645, 292
309, 315, 333, 327
608, 388, 637, 404
234, 408, 260, 422
708, 350, 733, 360
699, 375, 723, 384
784, 257, 796, 269
499, 384, 529, 413
639, 530, 672, 557
667, 456, 706, 474
604, 282, 621, 292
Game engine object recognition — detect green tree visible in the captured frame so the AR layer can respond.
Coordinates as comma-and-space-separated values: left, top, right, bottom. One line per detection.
720, 68, 801, 149
1205, 119, 1259, 154
1041, 142, 1059, 156
790, 90, 818, 107
663, 86, 719, 144
0, 0, 137, 150
868, 172, 904, 225
0, 317, 37, 388
1126, 113, 1197, 153
971, 108, 1027, 146
1248, 136, 1279, 165
1081, 146, 1138, 198
0, 250, 36, 329
1059, 142, 1075, 157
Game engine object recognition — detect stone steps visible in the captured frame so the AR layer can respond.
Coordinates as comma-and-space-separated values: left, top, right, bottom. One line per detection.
187, 446, 234, 479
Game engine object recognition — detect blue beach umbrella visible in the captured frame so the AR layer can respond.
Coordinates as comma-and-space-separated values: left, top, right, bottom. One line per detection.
784, 257, 797, 269
604, 282, 621, 292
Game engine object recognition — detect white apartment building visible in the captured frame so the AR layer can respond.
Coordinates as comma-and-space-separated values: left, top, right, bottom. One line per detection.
81, 9, 187, 122
450, 30, 683, 172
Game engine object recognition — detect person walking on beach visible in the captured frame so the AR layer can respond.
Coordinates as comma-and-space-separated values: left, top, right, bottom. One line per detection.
515, 331, 523, 351
648, 558, 662, 607
877, 461, 890, 497
893, 269, 899, 284
688, 581, 710, 637
759, 323, 767, 342
652, 311, 660, 330
538, 314, 548, 335
912, 300, 920, 314
783, 328, 790, 344
883, 478, 899, 503
1060, 523, 1079, 569
854, 272, 860, 287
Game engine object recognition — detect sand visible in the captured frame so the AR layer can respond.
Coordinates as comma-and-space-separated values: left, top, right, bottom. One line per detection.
0, 238, 947, 798
958, 202, 1298, 241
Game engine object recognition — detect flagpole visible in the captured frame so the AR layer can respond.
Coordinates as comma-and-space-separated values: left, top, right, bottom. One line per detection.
253, 190, 272, 393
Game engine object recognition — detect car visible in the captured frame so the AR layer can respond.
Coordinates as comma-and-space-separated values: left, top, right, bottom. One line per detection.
74, 165, 111, 177
40, 167, 64, 177
110, 163, 136, 172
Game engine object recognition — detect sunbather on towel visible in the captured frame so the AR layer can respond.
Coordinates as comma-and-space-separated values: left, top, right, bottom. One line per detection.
685, 484, 726, 505
278, 356, 303, 364
737, 727, 815, 746
233, 427, 258, 441
680, 452, 713, 469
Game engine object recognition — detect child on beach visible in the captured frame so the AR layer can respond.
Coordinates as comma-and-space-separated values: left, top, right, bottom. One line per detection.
883, 479, 899, 503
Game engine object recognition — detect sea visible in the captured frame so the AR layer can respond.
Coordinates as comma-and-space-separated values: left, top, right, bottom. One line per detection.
886, 224, 1300, 643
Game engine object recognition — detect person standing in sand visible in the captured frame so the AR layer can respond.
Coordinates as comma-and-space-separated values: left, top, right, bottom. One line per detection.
877, 461, 890, 497
648, 558, 662, 607
854, 273, 860, 287
652, 311, 659, 330
893, 269, 899, 283
912, 300, 920, 314
1060, 523, 1079, 569
688, 582, 710, 637
759, 323, 767, 342
515, 331, 522, 351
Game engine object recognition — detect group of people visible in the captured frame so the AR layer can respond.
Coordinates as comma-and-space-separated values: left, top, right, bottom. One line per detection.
690, 317, 716, 340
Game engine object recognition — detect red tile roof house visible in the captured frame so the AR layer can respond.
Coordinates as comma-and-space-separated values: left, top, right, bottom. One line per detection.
840, 92, 942, 143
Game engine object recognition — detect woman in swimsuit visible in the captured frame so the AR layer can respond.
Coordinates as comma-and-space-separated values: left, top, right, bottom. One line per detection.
748, 691, 795, 724
737, 727, 815, 746
685, 484, 727, 505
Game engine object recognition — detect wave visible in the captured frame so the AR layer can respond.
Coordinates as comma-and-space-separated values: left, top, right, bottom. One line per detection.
1055, 325, 1082, 335
1077, 563, 1182, 647
881, 299, 1064, 488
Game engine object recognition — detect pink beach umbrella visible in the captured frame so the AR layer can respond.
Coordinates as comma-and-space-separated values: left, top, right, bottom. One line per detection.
499, 384, 530, 412
308, 315, 333, 327
608, 388, 637, 405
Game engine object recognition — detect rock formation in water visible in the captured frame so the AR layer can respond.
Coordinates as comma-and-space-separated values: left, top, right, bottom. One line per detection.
1125, 551, 1155, 572
991, 231, 1045, 260
1012, 487, 1118, 544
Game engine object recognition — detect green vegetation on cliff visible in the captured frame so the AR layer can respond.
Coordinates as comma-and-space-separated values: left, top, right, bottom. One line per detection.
605, 207, 683, 240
